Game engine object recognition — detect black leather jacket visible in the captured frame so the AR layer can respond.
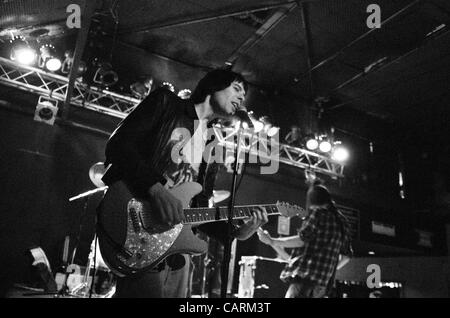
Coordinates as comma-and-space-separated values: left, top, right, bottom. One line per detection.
102, 87, 233, 244
103, 88, 198, 196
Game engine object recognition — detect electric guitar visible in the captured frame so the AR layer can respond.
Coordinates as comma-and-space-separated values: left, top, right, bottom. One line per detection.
279, 254, 302, 283
97, 180, 305, 277
256, 228, 302, 283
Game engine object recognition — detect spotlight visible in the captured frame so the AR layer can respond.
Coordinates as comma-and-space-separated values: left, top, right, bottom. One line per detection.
267, 126, 280, 137
259, 116, 280, 137
9, 36, 36, 65
161, 82, 175, 92
306, 138, 319, 150
93, 61, 118, 87
130, 77, 153, 99
319, 140, 332, 153
248, 111, 264, 133
332, 146, 349, 162
39, 44, 62, 72
34, 96, 58, 125
177, 89, 192, 100
253, 120, 264, 133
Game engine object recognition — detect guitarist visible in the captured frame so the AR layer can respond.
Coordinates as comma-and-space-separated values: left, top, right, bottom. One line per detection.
101, 69, 268, 297
257, 180, 352, 298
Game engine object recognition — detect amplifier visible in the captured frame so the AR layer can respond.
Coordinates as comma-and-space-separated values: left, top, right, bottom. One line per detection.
237, 256, 287, 298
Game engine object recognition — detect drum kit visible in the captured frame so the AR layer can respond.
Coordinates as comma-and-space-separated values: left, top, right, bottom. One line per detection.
64, 162, 231, 298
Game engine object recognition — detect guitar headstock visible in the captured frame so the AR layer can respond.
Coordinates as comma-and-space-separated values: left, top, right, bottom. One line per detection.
276, 201, 306, 218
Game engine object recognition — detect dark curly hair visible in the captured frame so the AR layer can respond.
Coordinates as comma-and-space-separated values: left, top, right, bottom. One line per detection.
190, 69, 248, 104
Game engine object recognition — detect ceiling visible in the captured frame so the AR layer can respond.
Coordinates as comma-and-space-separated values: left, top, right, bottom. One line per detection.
1, 0, 449, 129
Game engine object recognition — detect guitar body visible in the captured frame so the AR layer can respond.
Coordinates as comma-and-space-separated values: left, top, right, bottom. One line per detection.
97, 180, 207, 277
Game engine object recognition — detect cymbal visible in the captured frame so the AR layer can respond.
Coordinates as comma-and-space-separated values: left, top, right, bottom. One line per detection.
213, 190, 230, 204
89, 162, 106, 188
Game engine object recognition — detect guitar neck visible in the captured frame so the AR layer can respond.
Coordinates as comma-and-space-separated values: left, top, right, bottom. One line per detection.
182, 204, 281, 225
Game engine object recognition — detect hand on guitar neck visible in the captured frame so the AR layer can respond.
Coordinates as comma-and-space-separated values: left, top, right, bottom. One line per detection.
233, 208, 269, 240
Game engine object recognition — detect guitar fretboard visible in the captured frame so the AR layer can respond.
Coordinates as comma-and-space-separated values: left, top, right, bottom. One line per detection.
182, 205, 281, 224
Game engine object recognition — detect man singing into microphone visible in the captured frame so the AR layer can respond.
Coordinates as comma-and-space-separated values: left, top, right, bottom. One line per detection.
101, 69, 268, 297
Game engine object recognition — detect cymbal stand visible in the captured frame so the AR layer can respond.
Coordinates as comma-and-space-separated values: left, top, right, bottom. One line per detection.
67, 186, 107, 297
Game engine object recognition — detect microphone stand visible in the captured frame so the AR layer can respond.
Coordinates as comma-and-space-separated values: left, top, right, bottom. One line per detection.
22, 194, 91, 298
220, 122, 244, 298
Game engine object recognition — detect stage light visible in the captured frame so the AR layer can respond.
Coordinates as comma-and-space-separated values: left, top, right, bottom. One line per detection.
130, 77, 153, 99
319, 140, 332, 153
248, 112, 264, 133
267, 126, 279, 137
177, 89, 192, 100
332, 146, 349, 162
93, 61, 118, 87
34, 96, 58, 125
162, 82, 175, 92
46, 58, 62, 72
253, 121, 264, 133
259, 116, 279, 137
39, 44, 62, 72
9, 36, 36, 65
306, 138, 319, 150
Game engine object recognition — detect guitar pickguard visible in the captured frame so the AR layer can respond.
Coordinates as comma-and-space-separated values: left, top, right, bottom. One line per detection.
117, 198, 183, 269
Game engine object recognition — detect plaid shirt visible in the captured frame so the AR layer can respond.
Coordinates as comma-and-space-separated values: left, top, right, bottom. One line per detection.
292, 204, 351, 287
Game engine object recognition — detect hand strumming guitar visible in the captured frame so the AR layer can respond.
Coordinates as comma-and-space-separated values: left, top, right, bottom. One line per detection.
257, 228, 291, 261
257, 228, 273, 245
148, 182, 185, 227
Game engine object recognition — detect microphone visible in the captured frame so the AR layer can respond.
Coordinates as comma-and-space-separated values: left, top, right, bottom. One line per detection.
233, 107, 254, 128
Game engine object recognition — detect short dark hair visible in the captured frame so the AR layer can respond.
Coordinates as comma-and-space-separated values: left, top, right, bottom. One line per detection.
306, 181, 332, 207
191, 69, 248, 104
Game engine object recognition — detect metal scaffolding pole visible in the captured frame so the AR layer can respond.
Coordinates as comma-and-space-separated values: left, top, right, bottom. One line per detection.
119, 0, 315, 34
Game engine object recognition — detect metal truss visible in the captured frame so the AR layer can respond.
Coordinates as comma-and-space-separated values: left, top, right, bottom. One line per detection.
0, 57, 140, 118
213, 127, 345, 178
0, 56, 345, 178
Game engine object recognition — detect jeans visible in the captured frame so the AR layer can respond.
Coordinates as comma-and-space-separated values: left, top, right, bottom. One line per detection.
285, 277, 327, 298
113, 254, 192, 298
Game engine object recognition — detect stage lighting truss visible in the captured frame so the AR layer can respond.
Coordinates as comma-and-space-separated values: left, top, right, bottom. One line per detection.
212, 126, 345, 178
0, 56, 139, 117
0, 57, 344, 178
